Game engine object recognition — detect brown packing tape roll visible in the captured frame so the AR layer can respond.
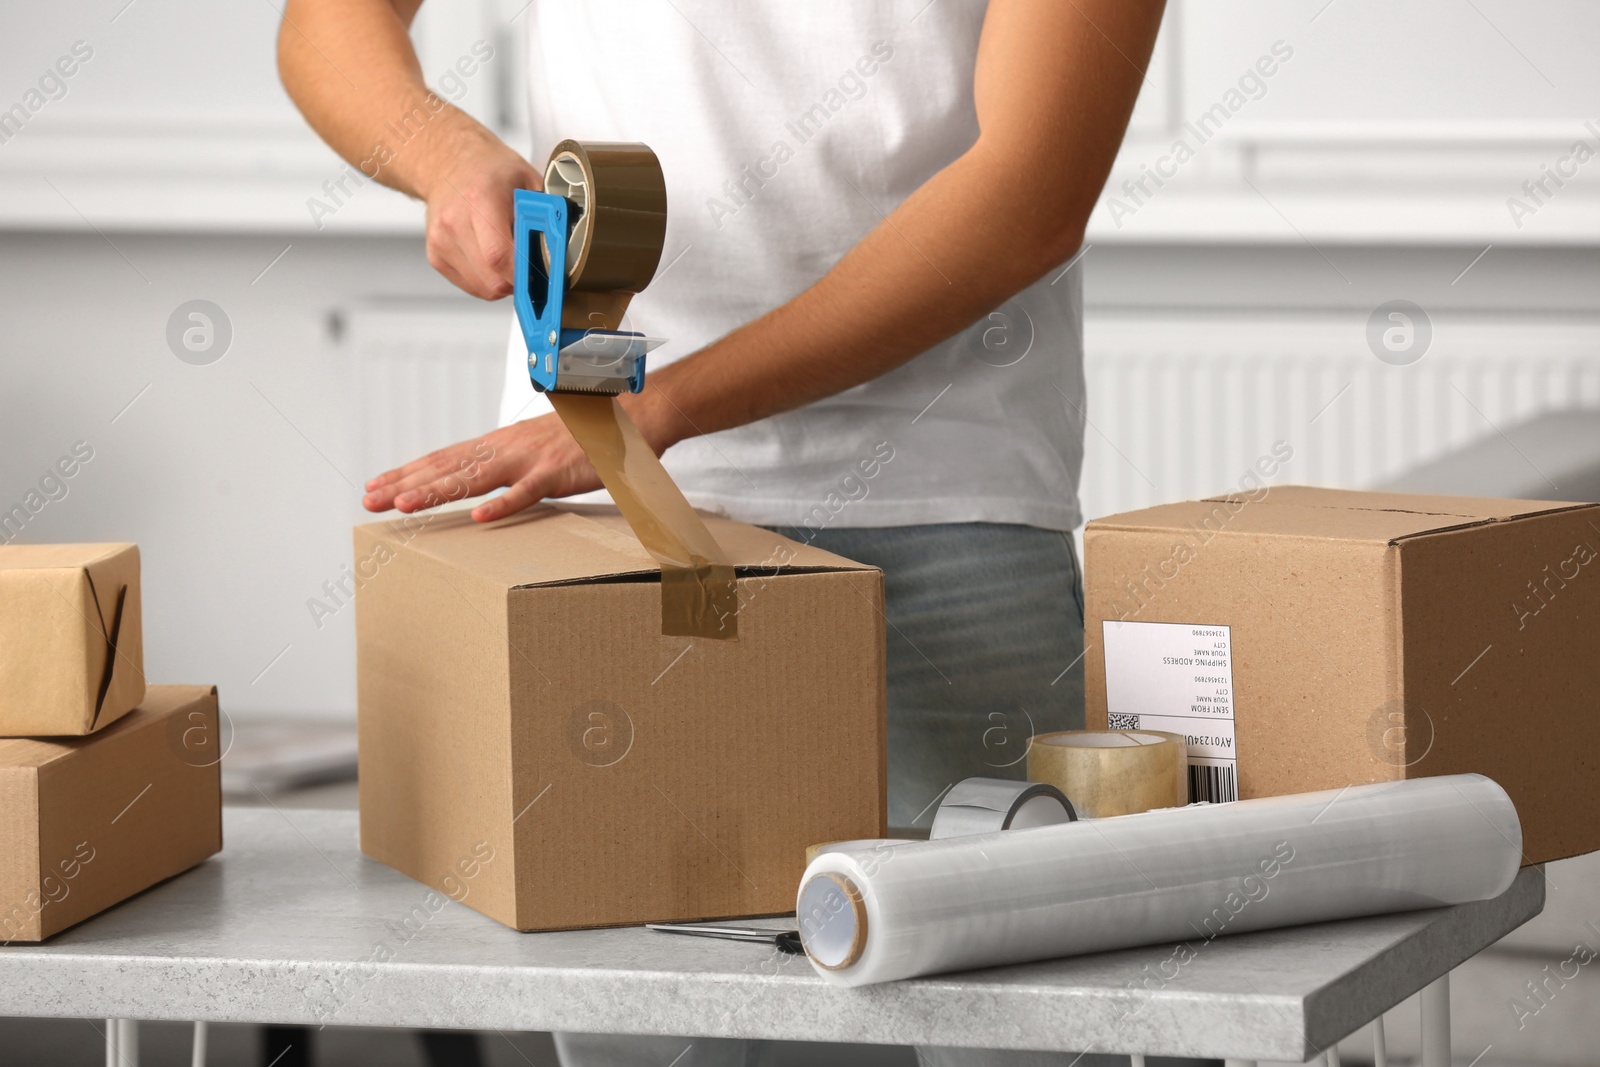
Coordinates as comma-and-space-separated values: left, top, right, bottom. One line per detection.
549, 393, 738, 639
1026, 730, 1189, 818
545, 140, 669, 296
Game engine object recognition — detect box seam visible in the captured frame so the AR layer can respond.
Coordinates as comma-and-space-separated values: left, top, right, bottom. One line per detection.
361, 511, 874, 594
1197, 495, 1598, 524
1390, 505, 1600, 543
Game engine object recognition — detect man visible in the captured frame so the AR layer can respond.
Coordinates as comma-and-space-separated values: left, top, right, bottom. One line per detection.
281, 2, 1162, 1064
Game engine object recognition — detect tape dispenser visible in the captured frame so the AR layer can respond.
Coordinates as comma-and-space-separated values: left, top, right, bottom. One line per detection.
513, 140, 669, 395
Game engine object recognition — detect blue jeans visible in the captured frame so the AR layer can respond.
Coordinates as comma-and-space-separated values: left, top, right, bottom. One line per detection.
556, 524, 1114, 1067
769, 522, 1087, 829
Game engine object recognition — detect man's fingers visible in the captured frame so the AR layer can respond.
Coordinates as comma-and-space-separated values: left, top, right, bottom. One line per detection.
425, 226, 481, 299
470, 475, 548, 523
391, 458, 509, 512
428, 203, 506, 300
459, 203, 514, 299
369, 459, 466, 503
365, 473, 432, 511
472, 196, 517, 291
367, 456, 438, 493
365, 440, 498, 508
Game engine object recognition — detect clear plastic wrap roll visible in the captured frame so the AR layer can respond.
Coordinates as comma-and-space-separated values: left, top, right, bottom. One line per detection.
797, 774, 1521, 987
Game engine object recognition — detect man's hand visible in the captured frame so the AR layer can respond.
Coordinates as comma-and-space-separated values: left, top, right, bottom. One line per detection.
362, 414, 602, 523
420, 131, 542, 300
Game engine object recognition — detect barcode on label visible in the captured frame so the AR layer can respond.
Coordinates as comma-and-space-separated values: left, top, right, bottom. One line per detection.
1107, 713, 1139, 730
1189, 762, 1238, 804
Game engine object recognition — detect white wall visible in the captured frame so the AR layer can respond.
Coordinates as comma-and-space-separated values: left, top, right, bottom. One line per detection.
0, 233, 501, 719
3, 1, 1599, 719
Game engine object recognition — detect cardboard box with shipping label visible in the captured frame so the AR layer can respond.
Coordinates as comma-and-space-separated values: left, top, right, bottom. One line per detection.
0, 685, 224, 942
0, 543, 145, 736
1085, 486, 1600, 865
354, 504, 886, 932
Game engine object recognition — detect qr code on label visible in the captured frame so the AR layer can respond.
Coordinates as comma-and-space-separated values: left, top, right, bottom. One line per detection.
1107, 713, 1139, 730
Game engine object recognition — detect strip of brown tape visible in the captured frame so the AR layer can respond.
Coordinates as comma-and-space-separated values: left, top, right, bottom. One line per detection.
543, 140, 737, 638
550, 393, 738, 639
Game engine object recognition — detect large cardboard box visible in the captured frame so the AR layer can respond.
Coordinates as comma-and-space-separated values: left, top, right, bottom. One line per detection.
355, 505, 886, 931
0, 685, 223, 942
0, 543, 145, 735
1085, 486, 1600, 865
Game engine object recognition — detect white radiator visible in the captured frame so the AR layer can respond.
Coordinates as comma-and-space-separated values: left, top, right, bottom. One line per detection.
1079, 312, 1600, 523
345, 301, 1600, 524
345, 300, 512, 481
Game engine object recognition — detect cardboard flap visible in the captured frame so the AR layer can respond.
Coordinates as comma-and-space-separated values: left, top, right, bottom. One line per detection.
0, 543, 135, 572
1219, 486, 1594, 522
83, 575, 128, 730
357, 504, 874, 590
79, 544, 144, 728
1089, 487, 1598, 545
0, 685, 216, 771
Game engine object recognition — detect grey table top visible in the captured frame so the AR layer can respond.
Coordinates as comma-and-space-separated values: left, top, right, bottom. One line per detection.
0, 808, 1545, 1061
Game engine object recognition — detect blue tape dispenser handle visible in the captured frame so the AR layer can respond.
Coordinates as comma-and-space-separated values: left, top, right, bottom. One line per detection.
512, 140, 668, 397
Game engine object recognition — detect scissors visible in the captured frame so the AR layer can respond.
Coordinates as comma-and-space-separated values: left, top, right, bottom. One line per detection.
646, 922, 805, 955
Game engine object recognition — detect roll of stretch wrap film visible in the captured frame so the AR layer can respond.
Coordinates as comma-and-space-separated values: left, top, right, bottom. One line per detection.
797, 774, 1522, 987
928, 778, 1076, 840
541, 141, 738, 639
806, 839, 914, 866
1027, 730, 1188, 818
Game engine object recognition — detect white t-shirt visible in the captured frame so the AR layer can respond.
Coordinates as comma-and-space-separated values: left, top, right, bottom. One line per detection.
501, 0, 1085, 532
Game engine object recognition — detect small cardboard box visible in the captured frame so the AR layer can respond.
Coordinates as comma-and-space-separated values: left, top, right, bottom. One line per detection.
355, 505, 886, 932
0, 685, 223, 942
0, 543, 145, 735
1085, 486, 1600, 865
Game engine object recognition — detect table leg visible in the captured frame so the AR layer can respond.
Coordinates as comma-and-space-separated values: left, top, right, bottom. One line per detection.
191, 1020, 208, 1067
1224, 1060, 1257, 1067
1420, 972, 1451, 1067
418, 1030, 486, 1066
263, 1025, 311, 1067
105, 1019, 139, 1067
1372, 1015, 1388, 1067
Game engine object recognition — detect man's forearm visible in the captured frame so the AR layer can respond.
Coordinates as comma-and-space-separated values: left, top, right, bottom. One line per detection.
629, 139, 1089, 449
278, 0, 485, 200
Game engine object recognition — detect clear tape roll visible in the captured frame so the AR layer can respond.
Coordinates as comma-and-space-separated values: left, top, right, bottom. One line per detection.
1027, 730, 1188, 818
797, 774, 1522, 986
928, 778, 1076, 839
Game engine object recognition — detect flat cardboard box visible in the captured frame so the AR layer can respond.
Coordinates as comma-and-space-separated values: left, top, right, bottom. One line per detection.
1084, 486, 1600, 865
355, 505, 886, 932
0, 543, 145, 735
0, 685, 223, 942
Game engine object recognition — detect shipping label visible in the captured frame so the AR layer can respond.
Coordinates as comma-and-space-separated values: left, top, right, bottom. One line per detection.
1102, 620, 1237, 803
